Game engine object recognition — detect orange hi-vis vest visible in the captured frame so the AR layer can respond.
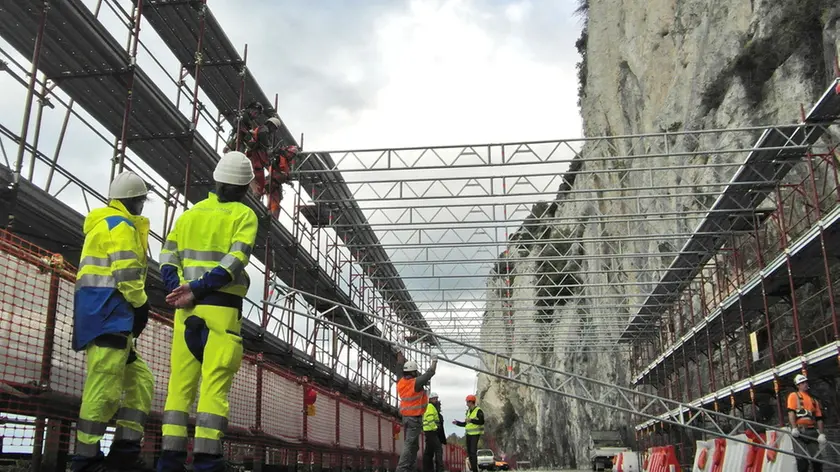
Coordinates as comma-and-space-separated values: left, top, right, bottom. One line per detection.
397, 378, 428, 417
787, 391, 822, 427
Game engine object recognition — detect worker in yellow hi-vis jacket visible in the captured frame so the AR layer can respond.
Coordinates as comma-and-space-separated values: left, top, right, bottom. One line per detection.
157, 151, 258, 472
71, 171, 155, 472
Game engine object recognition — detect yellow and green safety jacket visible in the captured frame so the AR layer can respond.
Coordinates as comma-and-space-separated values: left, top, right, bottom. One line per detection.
159, 191, 258, 309
466, 406, 484, 436
423, 403, 440, 432
73, 200, 149, 351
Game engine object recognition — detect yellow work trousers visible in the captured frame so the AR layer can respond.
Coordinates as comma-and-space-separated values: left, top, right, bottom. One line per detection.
76, 335, 154, 457
160, 304, 243, 456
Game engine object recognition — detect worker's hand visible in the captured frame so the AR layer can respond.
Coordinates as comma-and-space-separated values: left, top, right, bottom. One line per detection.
431, 355, 438, 363
791, 427, 800, 438
166, 283, 196, 308
818, 433, 827, 444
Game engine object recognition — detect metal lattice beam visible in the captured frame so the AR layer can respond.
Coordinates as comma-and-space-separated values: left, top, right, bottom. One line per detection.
291, 120, 839, 354
270, 285, 840, 468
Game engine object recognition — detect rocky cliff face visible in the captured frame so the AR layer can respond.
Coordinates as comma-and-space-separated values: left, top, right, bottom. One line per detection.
477, 0, 840, 468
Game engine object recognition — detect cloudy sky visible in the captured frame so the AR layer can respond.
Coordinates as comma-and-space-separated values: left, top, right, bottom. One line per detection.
0, 0, 584, 436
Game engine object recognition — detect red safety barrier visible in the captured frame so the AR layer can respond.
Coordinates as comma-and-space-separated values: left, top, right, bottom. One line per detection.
711, 438, 727, 472
764, 430, 780, 464
744, 431, 766, 472
647, 447, 662, 472
645, 445, 679, 472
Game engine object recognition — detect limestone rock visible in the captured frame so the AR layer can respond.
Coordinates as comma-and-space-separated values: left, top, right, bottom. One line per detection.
477, 0, 840, 467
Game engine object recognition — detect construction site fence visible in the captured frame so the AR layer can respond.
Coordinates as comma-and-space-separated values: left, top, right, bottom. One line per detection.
0, 229, 467, 471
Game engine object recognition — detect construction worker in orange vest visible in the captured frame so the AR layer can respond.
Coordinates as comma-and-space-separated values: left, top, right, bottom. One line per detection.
395, 351, 438, 472
787, 373, 827, 472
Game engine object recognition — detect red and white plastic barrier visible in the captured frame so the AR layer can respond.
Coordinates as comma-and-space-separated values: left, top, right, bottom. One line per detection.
643, 445, 680, 472
615, 451, 641, 472
691, 432, 795, 472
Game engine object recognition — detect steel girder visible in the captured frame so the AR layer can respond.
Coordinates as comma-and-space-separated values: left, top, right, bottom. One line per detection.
270, 284, 840, 468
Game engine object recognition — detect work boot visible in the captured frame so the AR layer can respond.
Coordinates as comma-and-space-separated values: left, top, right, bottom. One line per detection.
192, 453, 239, 472
71, 454, 116, 472
107, 440, 153, 471
157, 450, 189, 472
268, 199, 280, 219
110, 456, 155, 472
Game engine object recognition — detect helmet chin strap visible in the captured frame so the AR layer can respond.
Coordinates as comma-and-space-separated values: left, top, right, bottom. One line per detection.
119, 197, 145, 216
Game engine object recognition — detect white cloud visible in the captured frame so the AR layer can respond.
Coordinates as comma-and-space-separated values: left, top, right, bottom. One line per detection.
301, 0, 582, 150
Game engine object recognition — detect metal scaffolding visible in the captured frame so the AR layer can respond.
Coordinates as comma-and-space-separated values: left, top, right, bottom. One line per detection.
3, 0, 840, 468
0, 0, 419, 398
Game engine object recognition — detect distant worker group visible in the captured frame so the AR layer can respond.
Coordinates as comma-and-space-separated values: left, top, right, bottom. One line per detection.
395, 352, 487, 472
71, 151, 258, 472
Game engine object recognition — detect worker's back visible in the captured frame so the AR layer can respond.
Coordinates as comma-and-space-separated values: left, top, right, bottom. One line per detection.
169, 192, 258, 298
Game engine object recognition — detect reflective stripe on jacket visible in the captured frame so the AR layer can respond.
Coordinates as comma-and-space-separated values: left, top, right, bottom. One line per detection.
466, 406, 484, 435
423, 403, 439, 431
397, 378, 428, 417
73, 200, 149, 352
159, 192, 258, 300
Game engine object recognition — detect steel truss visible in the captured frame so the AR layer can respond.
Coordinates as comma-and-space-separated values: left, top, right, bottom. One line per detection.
4, 0, 840, 466
293, 120, 840, 353
268, 284, 840, 468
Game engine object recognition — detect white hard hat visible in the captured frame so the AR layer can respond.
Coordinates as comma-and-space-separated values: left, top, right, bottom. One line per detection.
403, 360, 418, 372
795, 374, 808, 385
266, 117, 282, 129
109, 171, 149, 199
429, 392, 439, 399
214, 151, 255, 186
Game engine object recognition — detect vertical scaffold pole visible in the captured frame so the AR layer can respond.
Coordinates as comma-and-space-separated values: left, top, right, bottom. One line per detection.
25, 73, 50, 181
234, 45, 248, 151
8, 0, 49, 233
111, 0, 145, 182
180, 0, 208, 210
